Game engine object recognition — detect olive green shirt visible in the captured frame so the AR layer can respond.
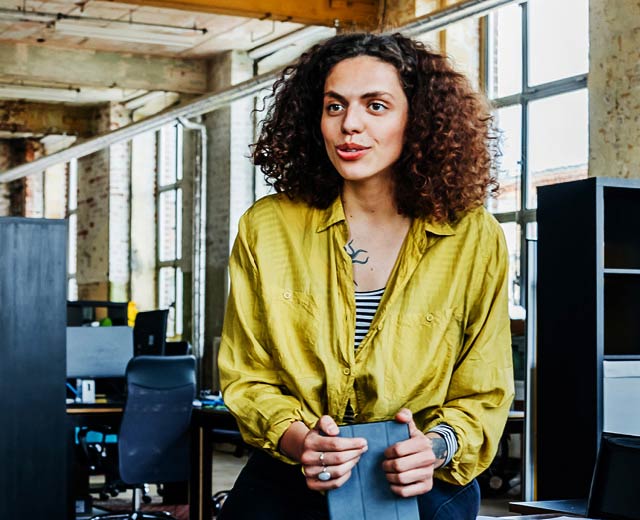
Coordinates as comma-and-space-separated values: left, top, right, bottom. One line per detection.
218, 194, 514, 485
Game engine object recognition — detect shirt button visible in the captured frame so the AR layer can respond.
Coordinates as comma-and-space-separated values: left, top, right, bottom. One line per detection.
283, 290, 292, 300
343, 367, 351, 376
426, 313, 434, 323
377, 323, 384, 331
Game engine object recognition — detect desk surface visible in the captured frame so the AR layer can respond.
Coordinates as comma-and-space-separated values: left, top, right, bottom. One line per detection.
510, 499, 587, 515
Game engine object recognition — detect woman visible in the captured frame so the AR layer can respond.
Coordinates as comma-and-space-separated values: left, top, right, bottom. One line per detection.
217, 32, 514, 519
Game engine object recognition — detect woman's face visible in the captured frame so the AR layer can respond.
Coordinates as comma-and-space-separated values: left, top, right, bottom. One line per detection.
321, 55, 409, 187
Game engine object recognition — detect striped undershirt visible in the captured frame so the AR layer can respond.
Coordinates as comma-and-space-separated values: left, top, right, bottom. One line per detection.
342, 286, 458, 467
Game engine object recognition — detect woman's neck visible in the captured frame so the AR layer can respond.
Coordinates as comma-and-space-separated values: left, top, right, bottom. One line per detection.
341, 179, 401, 223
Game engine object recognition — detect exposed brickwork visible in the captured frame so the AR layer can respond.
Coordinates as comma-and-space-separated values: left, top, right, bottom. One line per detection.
77, 102, 132, 299
0, 141, 11, 216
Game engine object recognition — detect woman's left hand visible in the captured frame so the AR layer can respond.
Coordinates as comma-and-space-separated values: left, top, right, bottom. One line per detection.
382, 408, 439, 497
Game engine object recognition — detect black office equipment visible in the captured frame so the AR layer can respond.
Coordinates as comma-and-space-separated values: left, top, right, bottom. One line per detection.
165, 340, 192, 356
537, 177, 640, 499
90, 355, 196, 520
0, 218, 68, 519
68, 300, 128, 326
67, 326, 134, 378
133, 309, 169, 356
511, 432, 640, 519
327, 421, 420, 520
587, 433, 640, 520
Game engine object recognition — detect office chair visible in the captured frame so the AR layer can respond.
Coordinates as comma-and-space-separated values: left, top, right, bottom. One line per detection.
133, 310, 169, 356
90, 355, 197, 520
587, 432, 640, 520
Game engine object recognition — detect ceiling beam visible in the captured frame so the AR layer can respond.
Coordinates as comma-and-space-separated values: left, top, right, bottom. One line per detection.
113, 0, 381, 28
0, 101, 95, 137
0, 42, 208, 95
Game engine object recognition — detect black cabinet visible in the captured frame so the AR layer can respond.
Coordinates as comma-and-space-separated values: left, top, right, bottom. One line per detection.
0, 218, 69, 518
536, 177, 640, 500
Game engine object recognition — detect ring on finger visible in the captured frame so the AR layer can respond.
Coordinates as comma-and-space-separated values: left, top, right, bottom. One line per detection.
319, 451, 325, 464
318, 466, 331, 482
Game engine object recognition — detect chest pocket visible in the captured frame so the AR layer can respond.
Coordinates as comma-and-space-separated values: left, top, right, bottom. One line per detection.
395, 308, 462, 355
264, 287, 319, 354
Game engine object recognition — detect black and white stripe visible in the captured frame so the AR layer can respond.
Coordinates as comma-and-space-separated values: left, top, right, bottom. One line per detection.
354, 287, 384, 348
429, 423, 458, 467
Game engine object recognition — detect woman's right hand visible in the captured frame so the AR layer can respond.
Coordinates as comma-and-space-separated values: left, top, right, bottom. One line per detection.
280, 416, 368, 490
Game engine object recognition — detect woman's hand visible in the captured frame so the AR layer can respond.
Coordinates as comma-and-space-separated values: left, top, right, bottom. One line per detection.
280, 416, 368, 491
382, 408, 442, 497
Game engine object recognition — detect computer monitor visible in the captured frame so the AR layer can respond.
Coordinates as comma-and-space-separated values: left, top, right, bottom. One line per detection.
587, 432, 640, 520
66, 326, 134, 379
133, 309, 169, 356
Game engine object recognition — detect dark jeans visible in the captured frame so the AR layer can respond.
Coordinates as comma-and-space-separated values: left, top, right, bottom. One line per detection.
218, 450, 480, 520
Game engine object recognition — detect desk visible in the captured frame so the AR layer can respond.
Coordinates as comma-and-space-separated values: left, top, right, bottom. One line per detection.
509, 499, 587, 516
68, 404, 240, 520
189, 407, 242, 520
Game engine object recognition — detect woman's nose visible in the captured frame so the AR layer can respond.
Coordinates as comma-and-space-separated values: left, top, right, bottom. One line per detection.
341, 106, 364, 134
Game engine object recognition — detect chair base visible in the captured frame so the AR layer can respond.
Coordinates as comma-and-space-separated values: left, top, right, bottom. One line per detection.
90, 512, 177, 520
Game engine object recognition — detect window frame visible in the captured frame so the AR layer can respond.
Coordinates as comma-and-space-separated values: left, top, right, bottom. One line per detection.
483, 1, 588, 308
156, 122, 184, 338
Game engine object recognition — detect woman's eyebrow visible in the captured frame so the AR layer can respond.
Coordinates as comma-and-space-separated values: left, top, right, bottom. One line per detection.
324, 90, 395, 101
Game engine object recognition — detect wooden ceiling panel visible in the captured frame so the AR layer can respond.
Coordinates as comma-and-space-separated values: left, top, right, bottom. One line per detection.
111, 0, 380, 27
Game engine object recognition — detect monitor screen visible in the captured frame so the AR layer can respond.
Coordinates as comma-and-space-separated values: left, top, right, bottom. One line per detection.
588, 433, 640, 520
134, 309, 168, 356
67, 326, 134, 378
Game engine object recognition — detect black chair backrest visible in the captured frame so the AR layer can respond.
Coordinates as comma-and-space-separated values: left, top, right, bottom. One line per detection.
133, 309, 169, 356
118, 355, 196, 485
587, 432, 640, 520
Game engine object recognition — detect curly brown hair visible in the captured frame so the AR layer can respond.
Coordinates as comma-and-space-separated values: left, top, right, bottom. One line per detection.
252, 32, 498, 223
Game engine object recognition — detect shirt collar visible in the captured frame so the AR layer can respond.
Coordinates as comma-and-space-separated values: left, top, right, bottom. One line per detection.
421, 218, 456, 236
316, 196, 346, 232
315, 195, 457, 236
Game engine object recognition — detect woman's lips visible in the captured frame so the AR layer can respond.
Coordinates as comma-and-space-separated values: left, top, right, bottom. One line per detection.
335, 146, 371, 161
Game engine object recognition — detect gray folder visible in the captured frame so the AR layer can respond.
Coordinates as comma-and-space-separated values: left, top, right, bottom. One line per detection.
327, 421, 420, 520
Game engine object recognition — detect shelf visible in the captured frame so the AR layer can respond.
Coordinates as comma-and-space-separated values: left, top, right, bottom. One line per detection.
604, 187, 640, 269
604, 269, 640, 275
604, 355, 640, 361
604, 274, 640, 356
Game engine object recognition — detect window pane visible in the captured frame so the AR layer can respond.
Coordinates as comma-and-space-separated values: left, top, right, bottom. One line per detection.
68, 277, 78, 301
159, 266, 175, 335
159, 267, 182, 338
68, 159, 77, 211
176, 187, 183, 259
529, 0, 589, 86
528, 89, 589, 208
488, 4, 522, 98
158, 190, 177, 262
68, 213, 77, 275
501, 222, 521, 307
159, 125, 178, 186
489, 105, 522, 214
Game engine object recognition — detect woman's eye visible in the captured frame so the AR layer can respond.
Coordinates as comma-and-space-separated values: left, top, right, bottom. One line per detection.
369, 102, 387, 112
326, 103, 344, 113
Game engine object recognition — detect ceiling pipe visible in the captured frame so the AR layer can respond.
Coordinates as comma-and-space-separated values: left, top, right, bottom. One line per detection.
0, 0, 528, 183
391, 0, 526, 37
0, 71, 278, 183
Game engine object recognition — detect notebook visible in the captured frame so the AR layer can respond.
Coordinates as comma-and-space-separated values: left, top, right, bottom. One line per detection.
327, 420, 420, 520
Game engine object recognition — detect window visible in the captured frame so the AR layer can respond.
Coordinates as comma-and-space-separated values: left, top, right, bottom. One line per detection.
157, 123, 183, 338
67, 159, 78, 300
485, 0, 589, 310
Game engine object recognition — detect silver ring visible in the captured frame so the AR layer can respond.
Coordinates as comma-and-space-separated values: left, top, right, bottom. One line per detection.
318, 467, 331, 481
319, 452, 325, 463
